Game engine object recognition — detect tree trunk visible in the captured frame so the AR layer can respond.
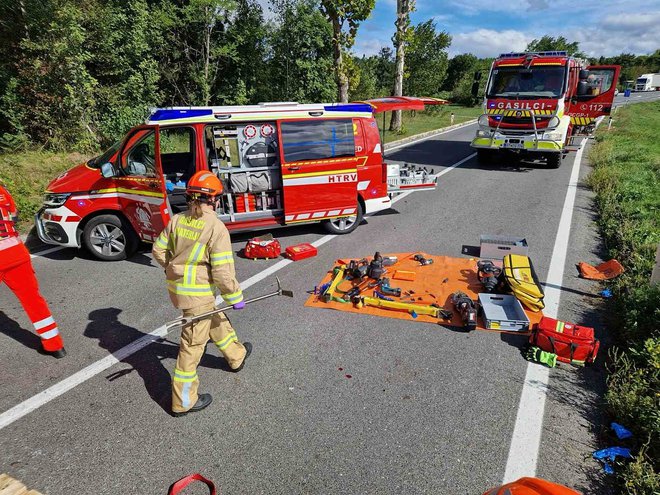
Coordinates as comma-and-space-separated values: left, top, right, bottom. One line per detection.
390, 0, 409, 131
203, 5, 212, 105
332, 17, 349, 103
18, 0, 30, 40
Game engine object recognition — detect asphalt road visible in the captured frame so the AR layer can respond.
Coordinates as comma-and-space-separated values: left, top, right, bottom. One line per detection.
613, 90, 660, 107
0, 103, 654, 494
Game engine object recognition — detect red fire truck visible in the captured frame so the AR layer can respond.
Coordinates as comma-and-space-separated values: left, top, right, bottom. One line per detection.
36, 98, 443, 260
471, 51, 620, 167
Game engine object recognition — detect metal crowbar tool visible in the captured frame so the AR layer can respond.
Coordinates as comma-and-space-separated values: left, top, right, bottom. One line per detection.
164, 277, 294, 330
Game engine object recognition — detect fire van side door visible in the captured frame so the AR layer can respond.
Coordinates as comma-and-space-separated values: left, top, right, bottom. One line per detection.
574, 65, 621, 122
278, 118, 360, 223
115, 125, 169, 241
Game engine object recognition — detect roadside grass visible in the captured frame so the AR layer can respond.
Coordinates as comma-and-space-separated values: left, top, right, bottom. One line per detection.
378, 104, 481, 143
587, 101, 660, 494
0, 151, 92, 233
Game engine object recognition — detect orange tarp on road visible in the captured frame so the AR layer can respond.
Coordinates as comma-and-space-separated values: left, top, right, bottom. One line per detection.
305, 252, 544, 333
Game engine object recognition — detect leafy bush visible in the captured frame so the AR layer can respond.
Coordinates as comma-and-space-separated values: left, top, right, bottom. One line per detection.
588, 101, 660, 493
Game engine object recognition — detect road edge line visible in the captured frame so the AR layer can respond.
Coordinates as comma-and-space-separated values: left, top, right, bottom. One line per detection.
502, 140, 586, 482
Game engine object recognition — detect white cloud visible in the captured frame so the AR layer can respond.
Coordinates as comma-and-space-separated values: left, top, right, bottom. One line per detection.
449, 29, 531, 57
572, 12, 660, 57
354, 38, 390, 56
601, 12, 660, 33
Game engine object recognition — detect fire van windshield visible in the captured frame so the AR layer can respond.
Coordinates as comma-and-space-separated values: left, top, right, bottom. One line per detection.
87, 139, 122, 168
487, 66, 567, 99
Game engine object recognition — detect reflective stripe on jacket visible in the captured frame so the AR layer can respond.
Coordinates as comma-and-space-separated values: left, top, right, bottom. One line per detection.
152, 208, 243, 310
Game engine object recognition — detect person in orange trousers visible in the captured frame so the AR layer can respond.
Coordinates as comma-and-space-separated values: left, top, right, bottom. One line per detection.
483, 477, 580, 495
0, 184, 66, 358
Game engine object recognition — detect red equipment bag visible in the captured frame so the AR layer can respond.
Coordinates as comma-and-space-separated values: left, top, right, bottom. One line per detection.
243, 235, 281, 259
529, 316, 600, 365
168, 474, 216, 494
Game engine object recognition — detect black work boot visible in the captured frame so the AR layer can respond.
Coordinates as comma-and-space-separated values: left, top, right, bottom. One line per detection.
231, 342, 252, 373
173, 393, 213, 417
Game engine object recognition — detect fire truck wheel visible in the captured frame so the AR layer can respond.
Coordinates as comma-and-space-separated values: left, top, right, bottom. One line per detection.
546, 152, 561, 169
323, 202, 363, 235
82, 214, 138, 261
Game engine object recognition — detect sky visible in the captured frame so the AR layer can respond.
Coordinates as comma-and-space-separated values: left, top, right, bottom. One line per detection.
353, 0, 660, 58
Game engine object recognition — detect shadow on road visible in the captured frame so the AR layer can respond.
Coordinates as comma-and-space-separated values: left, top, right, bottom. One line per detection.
84, 307, 232, 416
387, 139, 566, 173
0, 311, 42, 352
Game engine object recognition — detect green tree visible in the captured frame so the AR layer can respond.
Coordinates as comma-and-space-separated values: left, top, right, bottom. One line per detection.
374, 47, 395, 95
219, 0, 269, 104
390, 0, 414, 131
86, 0, 161, 144
350, 55, 378, 100
319, 0, 375, 102
526, 35, 584, 57
404, 19, 451, 97
267, 0, 336, 103
2, 0, 97, 150
155, 0, 237, 106
450, 57, 492, 106
443, 53, 478, 91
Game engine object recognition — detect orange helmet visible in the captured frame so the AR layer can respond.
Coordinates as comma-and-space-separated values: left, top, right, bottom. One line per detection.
186, 171, 223, 200
482, 478, 580, 495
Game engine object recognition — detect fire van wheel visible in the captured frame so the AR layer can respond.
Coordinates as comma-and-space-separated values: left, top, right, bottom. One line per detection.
546, 152, 562, 169
323, 203, 363, 235
83, 214, 138, 261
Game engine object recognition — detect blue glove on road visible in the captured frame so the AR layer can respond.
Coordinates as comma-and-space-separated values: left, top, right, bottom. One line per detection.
233, 301, 245, 310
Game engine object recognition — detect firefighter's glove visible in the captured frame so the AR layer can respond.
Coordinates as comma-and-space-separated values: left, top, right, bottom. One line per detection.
233, 301, 245, 310
525, 346, 557, 367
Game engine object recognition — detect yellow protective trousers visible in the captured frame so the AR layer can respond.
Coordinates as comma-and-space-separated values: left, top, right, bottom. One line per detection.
172, 302, 247, 413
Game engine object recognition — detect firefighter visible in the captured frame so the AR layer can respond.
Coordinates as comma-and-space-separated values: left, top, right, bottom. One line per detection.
482, 477, 580, 495
152, 171, 251, 417
0, 183, 66, 358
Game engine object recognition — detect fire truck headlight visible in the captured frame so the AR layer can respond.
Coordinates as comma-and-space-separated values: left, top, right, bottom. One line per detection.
547, 116, 561, 128
43, 193, 71, 207
542, 132, 563, 141
478, 114, 490, 127
476, 129, 491, 138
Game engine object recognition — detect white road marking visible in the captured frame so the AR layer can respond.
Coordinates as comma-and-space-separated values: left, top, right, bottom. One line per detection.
502, 139, 587, 482
30, 246, 65, 259
0, 128, 477, 431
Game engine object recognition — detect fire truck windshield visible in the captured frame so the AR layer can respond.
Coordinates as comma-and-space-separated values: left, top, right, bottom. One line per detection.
487, 66, 566, 99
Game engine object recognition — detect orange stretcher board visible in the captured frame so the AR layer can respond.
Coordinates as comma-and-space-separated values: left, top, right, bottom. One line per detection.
305, 252, 544, 333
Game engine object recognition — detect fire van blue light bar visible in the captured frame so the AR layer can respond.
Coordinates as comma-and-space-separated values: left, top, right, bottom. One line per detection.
149, 108, 213, 121
324, 103, 373, 113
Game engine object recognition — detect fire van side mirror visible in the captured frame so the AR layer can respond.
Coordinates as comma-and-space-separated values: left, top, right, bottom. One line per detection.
578, 69, 589, 81
100, 162, 118, 178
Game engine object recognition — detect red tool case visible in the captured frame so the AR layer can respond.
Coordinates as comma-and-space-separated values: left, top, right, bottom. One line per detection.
285, 243, 318, 261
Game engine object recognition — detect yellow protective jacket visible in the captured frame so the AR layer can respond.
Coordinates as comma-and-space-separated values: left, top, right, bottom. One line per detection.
152, 208, 243, 310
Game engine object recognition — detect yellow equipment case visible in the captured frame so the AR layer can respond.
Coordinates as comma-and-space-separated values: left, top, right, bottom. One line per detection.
501, 254, 545, 312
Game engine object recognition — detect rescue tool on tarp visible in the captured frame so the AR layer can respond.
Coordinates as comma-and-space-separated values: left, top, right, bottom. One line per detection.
164, 277, 293, 330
